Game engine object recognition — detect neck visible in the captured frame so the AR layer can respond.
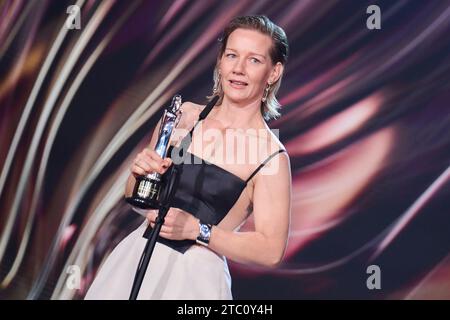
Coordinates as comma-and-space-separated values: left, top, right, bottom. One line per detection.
214, 96, 266, 129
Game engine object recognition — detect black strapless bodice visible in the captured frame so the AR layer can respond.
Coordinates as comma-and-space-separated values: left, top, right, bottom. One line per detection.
143, 145, 247, 253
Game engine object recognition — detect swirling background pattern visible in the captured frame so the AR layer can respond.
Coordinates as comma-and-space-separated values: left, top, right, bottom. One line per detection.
0, 0, 449, 300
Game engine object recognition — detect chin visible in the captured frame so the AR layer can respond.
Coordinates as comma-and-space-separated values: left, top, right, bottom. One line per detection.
224, 91, 248, 103
225, 96, 246, 105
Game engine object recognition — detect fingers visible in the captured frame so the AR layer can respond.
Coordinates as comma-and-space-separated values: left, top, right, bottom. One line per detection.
131, 148, 173, 176
147, 208, 189, 241
149, 218, 175, 239
149, 222, 173, 234
144, 149, 172, 166
148, 149, 172, 171
130, 162, 147, 176
146, 209, 158, 223
163, 157, 173, 168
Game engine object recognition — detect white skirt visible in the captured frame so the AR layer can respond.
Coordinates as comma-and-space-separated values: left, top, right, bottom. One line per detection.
84, 220, 232, 300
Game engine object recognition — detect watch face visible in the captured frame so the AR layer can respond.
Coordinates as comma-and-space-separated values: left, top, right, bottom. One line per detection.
200, 224, 211, 239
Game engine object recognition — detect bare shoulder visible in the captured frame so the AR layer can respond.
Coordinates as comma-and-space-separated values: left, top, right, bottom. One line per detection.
268, 133, 290, 175
261, 127, 291, 179
244, 125, 290, 189
180, 101, 203, 114
261, 124, 289, 161
177, 101, 203, 129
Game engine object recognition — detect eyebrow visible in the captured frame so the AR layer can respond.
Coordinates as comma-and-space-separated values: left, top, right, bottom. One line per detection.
225, 48, 266, 59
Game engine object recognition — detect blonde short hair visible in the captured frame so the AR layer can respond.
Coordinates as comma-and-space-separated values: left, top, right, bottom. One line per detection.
207, 15, 289, 121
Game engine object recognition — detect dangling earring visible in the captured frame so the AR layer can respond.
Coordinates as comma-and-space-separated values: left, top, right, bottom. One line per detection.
262, 83, 271, 102
213, 71, 221, 95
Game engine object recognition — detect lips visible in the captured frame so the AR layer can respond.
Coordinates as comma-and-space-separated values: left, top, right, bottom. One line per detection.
229, 79, 248, 88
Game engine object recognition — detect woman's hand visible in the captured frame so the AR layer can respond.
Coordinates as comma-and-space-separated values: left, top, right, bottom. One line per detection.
146, 208, 199, 241
131, 148, 172, 177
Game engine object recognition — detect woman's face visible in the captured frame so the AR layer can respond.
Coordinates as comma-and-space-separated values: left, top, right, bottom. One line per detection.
219, 28, 282, 106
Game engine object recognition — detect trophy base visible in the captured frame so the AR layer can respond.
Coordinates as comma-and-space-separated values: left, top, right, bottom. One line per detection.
125, 197, 160, 210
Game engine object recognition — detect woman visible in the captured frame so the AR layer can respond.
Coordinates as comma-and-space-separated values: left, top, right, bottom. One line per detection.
85, 15, 291, 300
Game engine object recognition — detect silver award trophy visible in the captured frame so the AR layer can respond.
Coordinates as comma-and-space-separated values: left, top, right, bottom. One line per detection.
126, 95, 182, 209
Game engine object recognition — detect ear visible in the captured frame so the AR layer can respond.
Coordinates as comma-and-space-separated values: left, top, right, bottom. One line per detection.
268, 62, 284, 85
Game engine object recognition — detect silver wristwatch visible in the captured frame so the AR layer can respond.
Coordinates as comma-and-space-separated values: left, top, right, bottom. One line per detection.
196, 221, 212, 246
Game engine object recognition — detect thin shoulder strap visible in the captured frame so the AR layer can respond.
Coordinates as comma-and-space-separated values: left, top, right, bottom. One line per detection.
198, 95, 219, 121
245, 149, 287, 184
178, 96, 219, 155
188, 95, 219, 135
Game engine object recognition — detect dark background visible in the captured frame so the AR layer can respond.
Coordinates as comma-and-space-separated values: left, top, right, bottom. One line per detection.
0, 0, 449, 299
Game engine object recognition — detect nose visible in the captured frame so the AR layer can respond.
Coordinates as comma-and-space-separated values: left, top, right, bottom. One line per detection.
232, 58, 245, 75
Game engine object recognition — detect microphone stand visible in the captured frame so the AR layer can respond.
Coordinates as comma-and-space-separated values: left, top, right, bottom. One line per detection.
128, 96, 218, 300
129, 163, 180, 300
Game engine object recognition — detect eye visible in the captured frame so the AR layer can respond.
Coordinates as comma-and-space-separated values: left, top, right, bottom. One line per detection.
226, 53, 236, 58
250, 57, 261, 64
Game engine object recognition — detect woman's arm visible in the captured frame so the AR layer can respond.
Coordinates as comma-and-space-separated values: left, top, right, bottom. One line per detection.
208, 152, 292, 268
149, 151, 292, 268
